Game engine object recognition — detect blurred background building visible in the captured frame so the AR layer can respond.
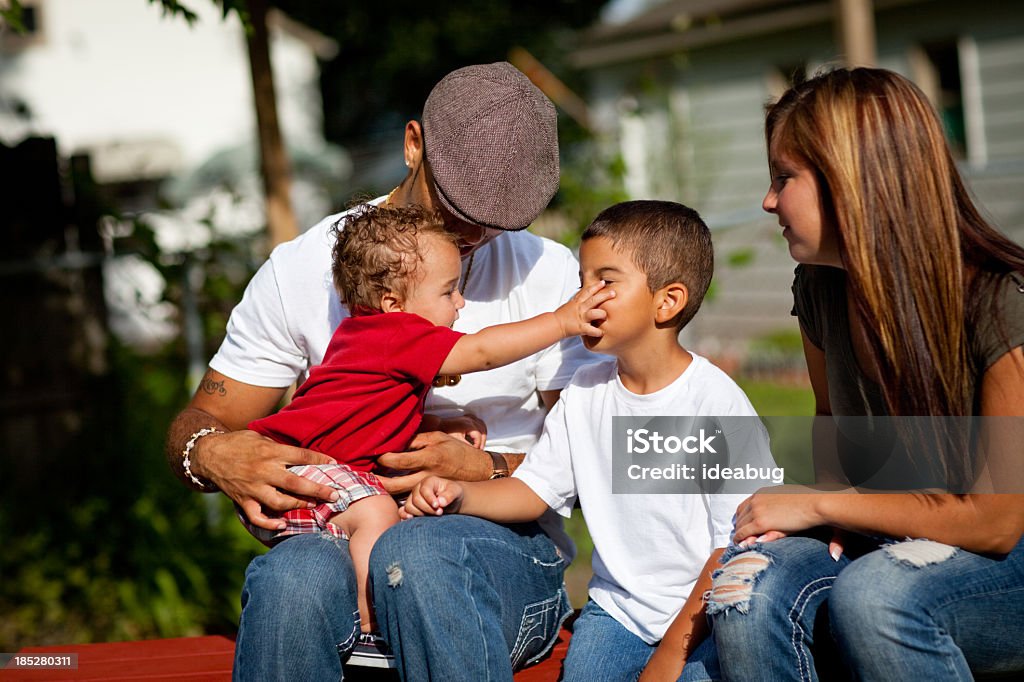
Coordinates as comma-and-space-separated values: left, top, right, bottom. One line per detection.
0, 0, 343, 214
571, 0, 1024, 371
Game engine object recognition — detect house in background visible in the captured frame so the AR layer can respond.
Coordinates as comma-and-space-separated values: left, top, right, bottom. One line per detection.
1, 0, 349, 348
571, 0, 1024, 362
0, 0, 343, 226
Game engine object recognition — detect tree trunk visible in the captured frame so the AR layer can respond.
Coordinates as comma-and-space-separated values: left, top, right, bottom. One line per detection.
245, 0, 299, 248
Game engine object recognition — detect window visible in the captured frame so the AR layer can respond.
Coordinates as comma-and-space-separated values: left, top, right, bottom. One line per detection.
910, 40, 967, 158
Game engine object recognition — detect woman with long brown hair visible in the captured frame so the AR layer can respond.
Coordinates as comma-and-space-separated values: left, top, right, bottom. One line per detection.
679, 68, 1024, 681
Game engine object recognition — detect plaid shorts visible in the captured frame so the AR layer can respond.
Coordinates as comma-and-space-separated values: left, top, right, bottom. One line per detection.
240, 463, 387, 545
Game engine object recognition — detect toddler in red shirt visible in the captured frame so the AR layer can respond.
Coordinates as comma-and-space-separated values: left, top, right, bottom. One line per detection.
241, 203, 611, 638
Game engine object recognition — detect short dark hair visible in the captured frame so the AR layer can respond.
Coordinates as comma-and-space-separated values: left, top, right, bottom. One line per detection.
330, 204, 458, 313
582, 200, 713, 329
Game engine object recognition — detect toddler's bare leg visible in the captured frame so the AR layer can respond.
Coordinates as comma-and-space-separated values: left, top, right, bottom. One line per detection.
329, 495, 400, 632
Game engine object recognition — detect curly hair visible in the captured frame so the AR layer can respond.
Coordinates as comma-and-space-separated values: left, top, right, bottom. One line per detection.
330, 204, 458, 313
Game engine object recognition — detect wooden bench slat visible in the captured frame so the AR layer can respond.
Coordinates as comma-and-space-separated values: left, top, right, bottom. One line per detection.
2, 629, 569, 681
1, 637, 235, 682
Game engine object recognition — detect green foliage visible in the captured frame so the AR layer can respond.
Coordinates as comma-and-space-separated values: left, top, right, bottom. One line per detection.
562, 509, 593, 608
736, 379, 814, 416
1, 350, 264, 647
749, 328, 805, 355
726, 247, 756, 268
0, 0, 26, 32
146, 0, 249, 27
1, 215, 265, 650
271, 0, 607, 144
704, 279, 719, 304
0, 333, 266, 650
555, 144, 630, 246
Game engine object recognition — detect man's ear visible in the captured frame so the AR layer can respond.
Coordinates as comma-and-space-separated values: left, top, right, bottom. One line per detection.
404, 121, 424, 169
380, 292, 404, 313
654, 282, 688, 325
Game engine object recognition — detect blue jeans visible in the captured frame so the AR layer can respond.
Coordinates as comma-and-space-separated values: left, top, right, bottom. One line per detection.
233, 533, 361, 681
684, 532, 1024, 681
234, 518, 570, 682
370, 515, 572, 682
561, 599, 656, 682
563, 600, 721, 682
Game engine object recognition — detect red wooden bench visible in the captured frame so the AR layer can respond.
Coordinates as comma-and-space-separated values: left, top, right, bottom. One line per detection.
0, 628, 570, 681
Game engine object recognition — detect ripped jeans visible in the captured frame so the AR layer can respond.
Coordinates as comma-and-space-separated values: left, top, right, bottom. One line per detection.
681, 531, 1024, 682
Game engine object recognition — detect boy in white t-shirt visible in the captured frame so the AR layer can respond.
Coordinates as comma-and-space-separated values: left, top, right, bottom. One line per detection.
403, 200, 771, 681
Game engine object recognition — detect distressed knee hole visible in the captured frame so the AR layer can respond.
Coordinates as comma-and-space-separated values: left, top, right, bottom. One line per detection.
706, 552, 771, 615
883, 539, 957, 568
385, 561, 403, 587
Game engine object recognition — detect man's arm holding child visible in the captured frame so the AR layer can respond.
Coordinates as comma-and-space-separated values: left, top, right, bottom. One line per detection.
401, 475, 549, 524
639, 547, 725, 682
165, 369, 338, 530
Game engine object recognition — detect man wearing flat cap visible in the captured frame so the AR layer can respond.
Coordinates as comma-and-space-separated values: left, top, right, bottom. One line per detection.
167, 62, 591, 679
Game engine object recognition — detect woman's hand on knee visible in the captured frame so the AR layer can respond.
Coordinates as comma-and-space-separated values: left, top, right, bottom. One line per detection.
732, 487, 828, 544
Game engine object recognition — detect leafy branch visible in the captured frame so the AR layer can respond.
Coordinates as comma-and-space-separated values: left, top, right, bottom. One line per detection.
146, 0, 250, 28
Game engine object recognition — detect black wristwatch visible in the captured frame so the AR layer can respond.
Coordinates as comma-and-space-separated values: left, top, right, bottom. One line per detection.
486, 451, 509, 479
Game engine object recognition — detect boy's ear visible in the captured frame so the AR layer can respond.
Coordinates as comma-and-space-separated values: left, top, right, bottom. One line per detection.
380, 292, 404, 313
654, 282, 688, 325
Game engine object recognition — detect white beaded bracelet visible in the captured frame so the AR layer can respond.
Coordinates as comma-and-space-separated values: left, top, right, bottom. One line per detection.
182, 427, 224, 491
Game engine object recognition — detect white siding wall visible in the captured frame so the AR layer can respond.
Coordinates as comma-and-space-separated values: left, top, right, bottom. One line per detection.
589, 1, 1024, 354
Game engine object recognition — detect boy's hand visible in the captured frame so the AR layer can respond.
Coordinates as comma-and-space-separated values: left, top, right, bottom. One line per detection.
401, 476, 465, 518
553, 280, 613, 339
435, 414, 488, 449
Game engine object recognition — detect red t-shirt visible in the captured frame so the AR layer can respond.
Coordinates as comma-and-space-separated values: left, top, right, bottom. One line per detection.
249, 312, 464, 473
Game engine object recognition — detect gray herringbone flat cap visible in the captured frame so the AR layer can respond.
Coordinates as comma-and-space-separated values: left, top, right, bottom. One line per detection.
422, 62, 559, 231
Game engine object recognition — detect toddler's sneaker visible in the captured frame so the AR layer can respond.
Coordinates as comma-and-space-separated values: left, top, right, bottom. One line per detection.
345, 631, 395, 669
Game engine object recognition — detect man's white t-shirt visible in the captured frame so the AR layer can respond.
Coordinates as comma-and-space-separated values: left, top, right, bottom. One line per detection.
514, 354, 768, 644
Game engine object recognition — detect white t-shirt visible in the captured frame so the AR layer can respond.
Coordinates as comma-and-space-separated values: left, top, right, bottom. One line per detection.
514, 354, 768, 644
210, 198, 593, 455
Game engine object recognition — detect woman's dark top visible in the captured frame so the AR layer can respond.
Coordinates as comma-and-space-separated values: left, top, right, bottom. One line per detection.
791, 264, 1024, 489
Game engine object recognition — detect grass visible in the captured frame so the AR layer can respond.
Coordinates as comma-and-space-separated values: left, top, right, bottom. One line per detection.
736, 379, 815, 417
562, 376, 814, 608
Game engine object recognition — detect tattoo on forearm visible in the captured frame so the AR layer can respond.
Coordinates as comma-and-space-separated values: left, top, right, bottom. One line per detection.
200, 376, 227, 397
